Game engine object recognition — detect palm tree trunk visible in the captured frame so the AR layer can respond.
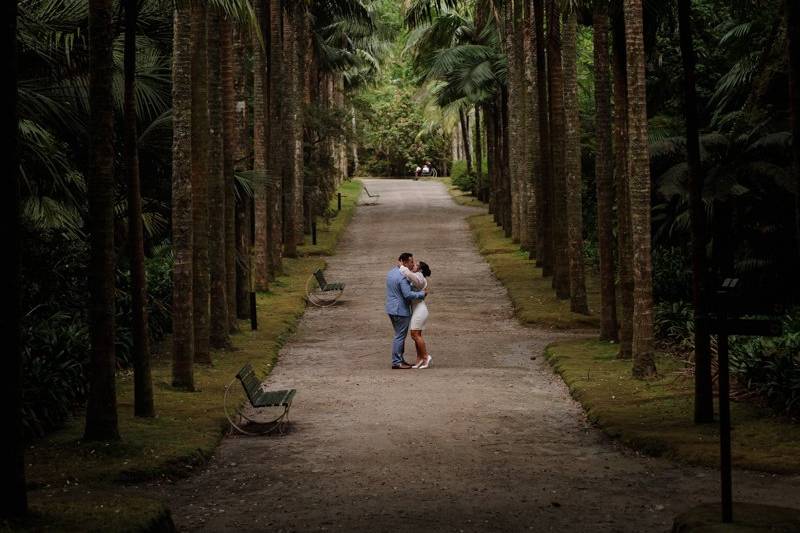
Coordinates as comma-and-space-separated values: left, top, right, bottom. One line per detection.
474, 104, 483, 198
267, 0, 283, 277
533, 0, 552, 273
171, 2, 195, 389
284, 2, 305, 257
207, 9, 229, 350
124, 0, 154, 417
547, 0, 569, 299
623, 0, 657, 378
485, 102, 497, 215
563, 12, 589, 315
522, 0, 539, 256
678, 0, 713, 422
191, 1, 211, 364
84, 0, 120, 441
593, 5, 619, 341
252, 0, 269, 289
459, 107, 473, 175
233, 27, 251, 319
504, 1, 520, 243
501, 88, 512, 237
2, 0, 28, 517
613, 13, 633, 360
221, 17, 238, 333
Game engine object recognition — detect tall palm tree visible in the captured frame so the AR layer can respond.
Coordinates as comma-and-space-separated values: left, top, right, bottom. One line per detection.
124, 0, 154, 417
613, 13, 633, 360
3, 0, 28, 518
84, 0, 119, 441
171, 0, 195, 390
593, 0, 618, 340
252, 0, 269, 289
547, 0, 569, 299
563, 10, 589, 315
191, 0, 212, 364
533, 0, 552, 273
677, 0, 712, 421
208, 8, 230, 349
504, 0, 522, 244
522, 0, 539, 256
267, 0, 284, 277
221, 16, 238, 333
623, 0, 657, 378
283, 1, 305, 257
233, 26, 252, 319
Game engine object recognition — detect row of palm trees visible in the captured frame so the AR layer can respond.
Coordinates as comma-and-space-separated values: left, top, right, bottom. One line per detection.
407, 0, 658, 377
4, 0, 379, 518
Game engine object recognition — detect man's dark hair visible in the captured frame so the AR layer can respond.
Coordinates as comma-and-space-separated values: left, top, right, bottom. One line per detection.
398, 252, 414, 262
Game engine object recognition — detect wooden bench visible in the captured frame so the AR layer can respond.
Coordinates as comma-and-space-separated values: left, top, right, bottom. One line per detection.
306, 269, 345, 307
363, 185, 380, 198
224, 363, 296, 435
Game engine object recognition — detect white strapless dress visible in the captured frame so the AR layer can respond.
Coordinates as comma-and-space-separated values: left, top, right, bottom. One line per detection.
410, 279, 429, 330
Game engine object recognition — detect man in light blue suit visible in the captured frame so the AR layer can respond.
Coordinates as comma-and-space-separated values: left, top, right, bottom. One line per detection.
386, 252, 427, 369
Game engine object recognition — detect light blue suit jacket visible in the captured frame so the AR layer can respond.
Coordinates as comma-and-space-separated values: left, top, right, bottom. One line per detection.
385, 266, 426, 317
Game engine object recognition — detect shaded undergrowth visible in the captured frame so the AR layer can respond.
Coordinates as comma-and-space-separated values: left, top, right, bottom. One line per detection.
10, 181, 362, 532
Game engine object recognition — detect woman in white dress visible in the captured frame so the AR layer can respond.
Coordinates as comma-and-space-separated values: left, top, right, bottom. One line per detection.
399, 260, 432, 369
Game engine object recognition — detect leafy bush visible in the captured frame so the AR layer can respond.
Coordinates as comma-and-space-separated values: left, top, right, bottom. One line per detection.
731, 314, 800, 416
653, 247, 692, 303
653, 300, 695, 352
20, 231, 174, 438
451, 160, 476, 192
115, 245, 174, 366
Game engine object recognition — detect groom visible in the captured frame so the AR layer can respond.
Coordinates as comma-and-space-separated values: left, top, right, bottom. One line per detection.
385, 252, 427, 369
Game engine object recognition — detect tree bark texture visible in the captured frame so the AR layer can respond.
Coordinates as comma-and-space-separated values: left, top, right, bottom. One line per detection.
533, 0, 552, 272
221, 16, 239, 332
124, 0, 154, 417
593, 6, 619, 341
171, 3, 195, 389
613, 14, 634, 360
267, 0, 284, 277
623, 0, 657, 378
678, 0, 713, 422
191, 2, 211, 364
252, 0, 269, 289
547, 0, 570, 299
563, 12, 589, 315
84, 0, 120, 441
207, 9, 230, 349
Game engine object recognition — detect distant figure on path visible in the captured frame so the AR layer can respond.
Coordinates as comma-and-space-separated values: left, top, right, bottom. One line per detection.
385, 253, 427, 369
400, 260, 432, 369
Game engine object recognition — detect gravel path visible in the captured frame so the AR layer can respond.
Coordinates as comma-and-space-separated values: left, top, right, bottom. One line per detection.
164, 178, 799, 532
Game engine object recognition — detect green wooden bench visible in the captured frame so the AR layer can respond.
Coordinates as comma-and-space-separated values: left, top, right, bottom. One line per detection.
306, 269, 345, 307
224, 362, 296, 435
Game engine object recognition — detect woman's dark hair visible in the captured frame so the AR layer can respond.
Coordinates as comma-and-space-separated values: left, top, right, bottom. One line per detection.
419, 261, 431, 277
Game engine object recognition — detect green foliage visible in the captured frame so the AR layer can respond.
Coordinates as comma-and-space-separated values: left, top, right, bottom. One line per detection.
449, 160, 475, 192
652, 247, 692, 303
653, 300, 695, 353
355, 84, 450, 176
731, 314, 800, 417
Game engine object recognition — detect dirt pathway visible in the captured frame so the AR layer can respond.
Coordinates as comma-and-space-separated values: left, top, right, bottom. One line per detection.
164, 179, 799, 532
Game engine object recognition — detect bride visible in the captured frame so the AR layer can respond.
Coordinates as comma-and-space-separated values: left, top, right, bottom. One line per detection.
399, 260, 432, 369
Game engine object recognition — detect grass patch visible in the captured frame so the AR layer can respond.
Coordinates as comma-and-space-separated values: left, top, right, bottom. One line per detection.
546, 339, 800, 474
467, 212, 600, 330
443, 178, 484, 208
13, 181, 362, 532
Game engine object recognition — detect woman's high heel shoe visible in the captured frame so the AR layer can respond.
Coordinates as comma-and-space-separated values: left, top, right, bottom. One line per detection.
418, 355, 432, 369
411, 358, 424, 369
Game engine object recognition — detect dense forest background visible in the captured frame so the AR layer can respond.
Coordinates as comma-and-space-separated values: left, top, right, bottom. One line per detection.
13, 0, 799, 446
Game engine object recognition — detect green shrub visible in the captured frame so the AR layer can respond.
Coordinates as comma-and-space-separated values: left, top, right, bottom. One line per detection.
731, 314, 800, 416
451, 160, 476, 192
653, 247, 692, 303
654, 300, 695, 352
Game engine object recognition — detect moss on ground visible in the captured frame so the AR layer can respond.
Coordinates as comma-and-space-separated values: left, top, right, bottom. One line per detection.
447, 182, 800, 474
546, 339, 800, 474
12, 181, 362, 532
467, 212, 601, 329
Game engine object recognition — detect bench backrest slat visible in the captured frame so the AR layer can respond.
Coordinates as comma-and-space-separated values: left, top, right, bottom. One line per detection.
313, 269, 328, 290
236, 364, 263, 405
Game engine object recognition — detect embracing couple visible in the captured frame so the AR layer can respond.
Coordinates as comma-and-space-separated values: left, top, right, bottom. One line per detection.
385, 252, 433, 370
